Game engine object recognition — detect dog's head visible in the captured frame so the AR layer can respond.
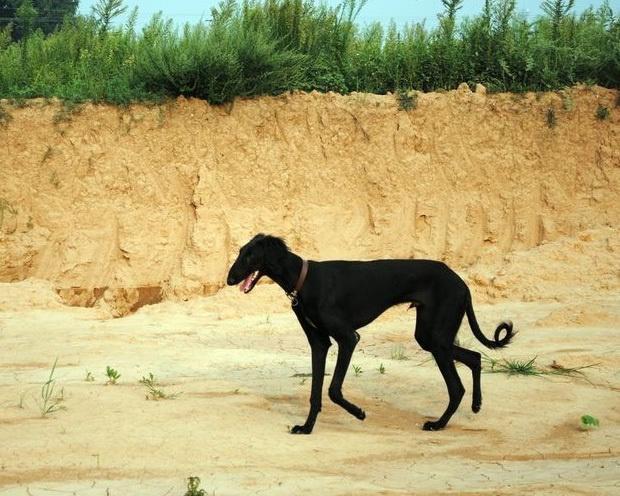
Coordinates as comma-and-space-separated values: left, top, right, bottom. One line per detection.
226, 234, 289, 294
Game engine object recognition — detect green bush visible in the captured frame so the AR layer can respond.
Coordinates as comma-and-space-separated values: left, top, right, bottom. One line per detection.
0, 0, 618, 104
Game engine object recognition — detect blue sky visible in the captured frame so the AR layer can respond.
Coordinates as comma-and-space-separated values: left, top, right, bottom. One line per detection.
78, 0, 618, 30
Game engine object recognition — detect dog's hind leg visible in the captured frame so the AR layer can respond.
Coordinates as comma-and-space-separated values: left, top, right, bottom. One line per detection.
424, 346, 465, 431
328, 331, 366, 421
453, 345, 482, 413
421, 302, 467, 431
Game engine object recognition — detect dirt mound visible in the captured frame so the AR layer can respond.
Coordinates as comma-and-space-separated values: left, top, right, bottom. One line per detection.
0, 279, 63, 311
536, 302, 617, 327
1, 86, 618, 314
468, 227, 619, 302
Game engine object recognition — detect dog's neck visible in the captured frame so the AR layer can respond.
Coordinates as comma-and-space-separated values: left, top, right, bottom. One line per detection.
265, 251, 304, 295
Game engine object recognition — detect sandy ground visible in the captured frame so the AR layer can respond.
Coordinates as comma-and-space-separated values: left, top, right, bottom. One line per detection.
0, 282, 618, 495
2, 87, 618, 495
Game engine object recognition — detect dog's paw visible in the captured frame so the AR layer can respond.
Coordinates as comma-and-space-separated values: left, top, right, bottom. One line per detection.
422, 420, 445, 431
472, 401, 481, 413
290, 424, 313, 435
355, 409, 366, 421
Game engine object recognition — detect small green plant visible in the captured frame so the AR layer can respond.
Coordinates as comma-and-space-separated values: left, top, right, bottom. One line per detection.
482, 354, 596, 378
483, 355, 543, 376
157, 106, 167, 127
38, 358, 66, 417
52, 101, 80, 125
561, 92, 574, 111
0, 105, 12, 126
0, 198, 17, 229
139, 372, 177, 400
9, 98, 27, 108
546, 107, 557, 128
396, 90, 418, 111
390, 344, 409, 360
84, 371, 95, 382
41, 146, 53, 164
50, 171, 60, 189
378, 363, 386, 374
352, 364, 363, 377
105, 366, 121, 384
498, 356, 539, 375
595, 105, 610, 120
184, 476, 206, 496
580, 414, 599, 430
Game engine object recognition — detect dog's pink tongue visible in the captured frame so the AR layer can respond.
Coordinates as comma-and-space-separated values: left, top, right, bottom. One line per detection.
239, 274, 253, 293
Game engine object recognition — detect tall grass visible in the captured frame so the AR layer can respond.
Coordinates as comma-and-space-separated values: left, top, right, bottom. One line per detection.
0, 0, 617, 104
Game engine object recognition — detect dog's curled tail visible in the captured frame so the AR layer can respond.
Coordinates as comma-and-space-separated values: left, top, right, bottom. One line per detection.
465, 295, 515, 349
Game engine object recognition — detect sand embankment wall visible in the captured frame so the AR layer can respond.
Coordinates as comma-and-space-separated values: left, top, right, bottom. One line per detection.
1, 85, 618, 314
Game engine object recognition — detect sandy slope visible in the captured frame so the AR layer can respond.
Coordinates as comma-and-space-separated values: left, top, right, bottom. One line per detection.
1, 86, 618, 312
0, 281, 618, 495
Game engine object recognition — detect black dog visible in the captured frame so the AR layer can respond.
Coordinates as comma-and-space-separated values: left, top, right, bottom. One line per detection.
227, 234, 514, 434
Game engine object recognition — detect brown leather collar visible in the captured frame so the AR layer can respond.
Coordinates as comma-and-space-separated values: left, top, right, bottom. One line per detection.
287, 259, 308, 306
294, 259, 308, 293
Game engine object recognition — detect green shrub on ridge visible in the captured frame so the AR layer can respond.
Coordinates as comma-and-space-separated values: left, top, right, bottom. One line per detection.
0, 0, 617, 104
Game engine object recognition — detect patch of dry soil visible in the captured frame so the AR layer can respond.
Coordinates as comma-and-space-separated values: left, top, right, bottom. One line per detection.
0, 283, 618, 495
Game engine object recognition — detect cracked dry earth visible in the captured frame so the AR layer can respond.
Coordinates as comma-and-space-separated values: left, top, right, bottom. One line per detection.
0, 283, 618, 495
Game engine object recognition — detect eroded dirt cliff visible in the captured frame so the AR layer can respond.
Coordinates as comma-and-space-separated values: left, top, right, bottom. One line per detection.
1, 85, 618, 314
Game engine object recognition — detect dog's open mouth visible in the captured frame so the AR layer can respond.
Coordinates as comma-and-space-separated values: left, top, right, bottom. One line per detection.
239, 271, 262, 294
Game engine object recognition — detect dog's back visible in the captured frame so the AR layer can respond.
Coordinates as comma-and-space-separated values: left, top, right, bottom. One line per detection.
302, 259, 467, 329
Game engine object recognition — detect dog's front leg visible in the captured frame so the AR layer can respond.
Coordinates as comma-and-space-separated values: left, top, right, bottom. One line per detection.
328, 331, 366, 421
291, 326, 331, 435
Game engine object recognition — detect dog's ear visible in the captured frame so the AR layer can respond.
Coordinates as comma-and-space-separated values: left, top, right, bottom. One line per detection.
262, 235, 288, 257
252, 234, 288, 265
249, 233, 267, 244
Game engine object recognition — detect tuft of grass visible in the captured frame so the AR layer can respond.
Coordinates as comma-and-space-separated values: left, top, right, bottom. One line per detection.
352, 364, 363, 377
0, 105, 12, 126
41, 145, 53, 164
378, 363, 386, 374
105, 366, 121, 385
482, 354, 540, 375
38, 358, 66, 417
482, 354, 596, 378
0, 198, 17, 229
595, 105, 610, 120
390, 344, 409, 361
139, 372, 178, 400
84, 371, 95, 382
561, 92, 574, 111
49, 171, 60, 189
546, 107, 557, 128
184, 476, 206, 496
10, 98, 27, 108
397, 90, 418, 111
52, 101, 80, 125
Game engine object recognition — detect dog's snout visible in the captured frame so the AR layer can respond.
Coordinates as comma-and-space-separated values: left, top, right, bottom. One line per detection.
227, 275, 235, 286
